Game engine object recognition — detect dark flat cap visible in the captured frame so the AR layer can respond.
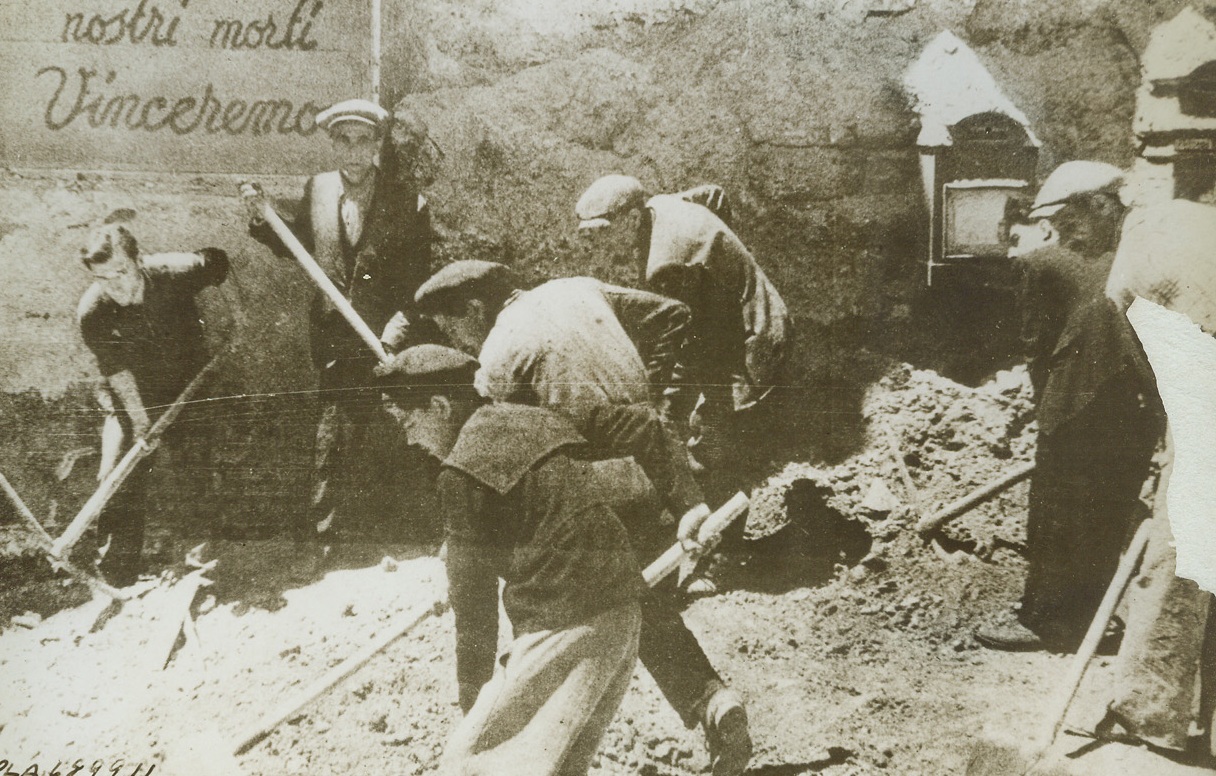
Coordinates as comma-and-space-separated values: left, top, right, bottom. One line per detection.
414, 260, 518, 311
374, 344, 478, 395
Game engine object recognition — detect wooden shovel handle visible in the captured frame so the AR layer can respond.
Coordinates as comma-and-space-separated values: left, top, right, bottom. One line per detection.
916, 461, 1035, 537
258, 202, 389, 364
1040, 517, 1154, 746
643, 492, 750, 587
52, 351, 225, 558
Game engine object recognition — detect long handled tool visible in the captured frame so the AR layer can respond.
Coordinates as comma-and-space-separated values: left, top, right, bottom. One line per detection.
916, 461, 1035, 538
208, 491, 750, 769
256, 201, 389, 363
232, 595, 448, 756
965, 516, 1154, 776
50, 351, 225, 559
644, 492, 750, 586
0, 472, 126, 600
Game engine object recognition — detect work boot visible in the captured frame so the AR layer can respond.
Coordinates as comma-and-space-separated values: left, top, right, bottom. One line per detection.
974, 619, 1046, 651
702, 688, 752, 776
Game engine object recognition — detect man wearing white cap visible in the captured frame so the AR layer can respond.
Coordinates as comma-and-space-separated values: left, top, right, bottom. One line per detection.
241, 98, 434, 542
977, 161, 1165, 651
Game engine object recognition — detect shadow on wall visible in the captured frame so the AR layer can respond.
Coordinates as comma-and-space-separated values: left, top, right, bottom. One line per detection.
879, 274, 1025, 388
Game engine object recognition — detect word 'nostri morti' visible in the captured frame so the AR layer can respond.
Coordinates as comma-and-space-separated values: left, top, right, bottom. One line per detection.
37, 67, 323, 136
60, 0, 322, 51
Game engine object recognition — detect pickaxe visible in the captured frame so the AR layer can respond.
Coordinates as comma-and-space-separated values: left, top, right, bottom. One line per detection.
49, 349, 227, 560
0, 471, 126, 600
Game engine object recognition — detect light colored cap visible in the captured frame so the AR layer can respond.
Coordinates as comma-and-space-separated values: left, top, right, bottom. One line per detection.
575, 175, 647, 230
316, 99, 390, 132
1028, 161, 1124, 219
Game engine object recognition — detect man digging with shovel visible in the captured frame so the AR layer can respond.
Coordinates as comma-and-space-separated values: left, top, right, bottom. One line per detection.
76, 218, 230, 587
240, 98, 435, 547
376, 344, 687, 775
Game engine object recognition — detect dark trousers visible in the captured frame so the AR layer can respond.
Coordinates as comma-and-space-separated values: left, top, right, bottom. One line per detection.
596, 458, 724, 727
1020, 385, 1160, 646
310, 363, 439, 541
96, 457, 153, 586
638, 578, 726, 726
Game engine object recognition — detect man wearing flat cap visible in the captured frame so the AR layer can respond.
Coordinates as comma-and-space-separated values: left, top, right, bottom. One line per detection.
575, 175, 789, 596
241, 98, 435, 542
414, 259, 753, 776
376, 344, 657, 776
977, 161, 1165, 652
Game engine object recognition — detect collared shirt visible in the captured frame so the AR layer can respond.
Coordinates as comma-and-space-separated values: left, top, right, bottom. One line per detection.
338, 170, 376, 248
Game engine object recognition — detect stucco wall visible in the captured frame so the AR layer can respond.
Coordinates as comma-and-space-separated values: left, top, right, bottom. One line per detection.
5, 0, 1212, 541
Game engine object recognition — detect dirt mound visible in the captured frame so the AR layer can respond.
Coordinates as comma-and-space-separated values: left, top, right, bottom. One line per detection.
0, 358, 1060, 776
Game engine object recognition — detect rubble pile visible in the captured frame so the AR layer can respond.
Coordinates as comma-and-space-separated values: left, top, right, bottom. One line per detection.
749, 362, 1037, 557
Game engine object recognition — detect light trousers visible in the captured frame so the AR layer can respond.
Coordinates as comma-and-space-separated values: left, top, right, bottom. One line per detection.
441, 602, 641, 776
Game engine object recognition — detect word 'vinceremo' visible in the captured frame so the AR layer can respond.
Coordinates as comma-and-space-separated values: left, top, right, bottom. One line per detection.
38, 67, 322, 136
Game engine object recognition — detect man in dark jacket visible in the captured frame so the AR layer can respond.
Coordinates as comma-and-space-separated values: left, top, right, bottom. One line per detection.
241, 99, 434, 541
377, 344, 644, 775
977, 162, 1164, 651
78, 222, 229, 585
574, 175, 791, 596
413, 260, 752, 776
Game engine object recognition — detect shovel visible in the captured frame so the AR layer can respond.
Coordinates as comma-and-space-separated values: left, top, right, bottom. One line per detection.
170, 492, 751, 774
51, 349, 226, 560
251, 198, 389, 364
965, 516, 1154, 776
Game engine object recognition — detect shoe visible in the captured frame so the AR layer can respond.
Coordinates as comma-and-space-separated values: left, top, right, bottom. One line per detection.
703, 688, 752, 776
975, 619, 1047, 651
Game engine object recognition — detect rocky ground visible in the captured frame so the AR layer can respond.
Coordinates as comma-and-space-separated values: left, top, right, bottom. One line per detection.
5, 355, 1201, 776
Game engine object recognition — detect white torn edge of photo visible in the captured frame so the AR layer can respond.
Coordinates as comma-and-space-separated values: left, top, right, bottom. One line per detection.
1127, 296, 1216, 594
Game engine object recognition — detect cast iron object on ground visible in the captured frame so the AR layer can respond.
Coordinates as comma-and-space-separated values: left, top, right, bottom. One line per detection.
965, 518, 1153, 776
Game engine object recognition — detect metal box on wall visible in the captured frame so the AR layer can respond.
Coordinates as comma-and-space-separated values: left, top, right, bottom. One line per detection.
904, 32, 1040, 285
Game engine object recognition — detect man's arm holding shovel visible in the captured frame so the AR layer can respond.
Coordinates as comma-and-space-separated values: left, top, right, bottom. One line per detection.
52, 352, 227, 559
240, 182, 389, 363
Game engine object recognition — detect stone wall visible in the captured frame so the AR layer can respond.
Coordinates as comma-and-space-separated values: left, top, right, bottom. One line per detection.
4, 0, 1213, 543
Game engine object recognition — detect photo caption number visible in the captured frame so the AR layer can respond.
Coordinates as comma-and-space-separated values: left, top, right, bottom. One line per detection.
0, 761, 149, 776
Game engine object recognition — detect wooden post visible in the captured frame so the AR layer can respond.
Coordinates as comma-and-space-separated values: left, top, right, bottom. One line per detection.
371, 0, 382, 105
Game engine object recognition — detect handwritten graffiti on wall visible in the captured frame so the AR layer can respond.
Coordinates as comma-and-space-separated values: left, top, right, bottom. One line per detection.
1, 0, 369, 172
